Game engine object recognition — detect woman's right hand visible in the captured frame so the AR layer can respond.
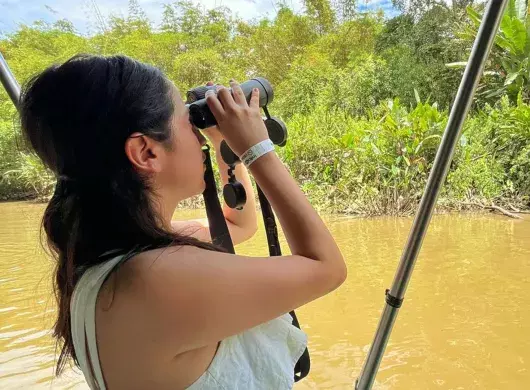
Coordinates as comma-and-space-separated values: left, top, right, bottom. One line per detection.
204, 81, 269, 157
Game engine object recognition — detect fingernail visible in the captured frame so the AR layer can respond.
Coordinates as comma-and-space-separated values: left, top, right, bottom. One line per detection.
205, 90, 215, 97
253, 88, 258, 92
216, 85, 224, 92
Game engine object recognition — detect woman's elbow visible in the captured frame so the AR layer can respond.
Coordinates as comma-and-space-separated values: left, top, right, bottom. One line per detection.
338, 262, 348, 287
332, 262, 348, 290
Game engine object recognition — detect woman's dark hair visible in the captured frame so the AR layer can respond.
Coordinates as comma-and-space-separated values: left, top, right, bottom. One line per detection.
19, 54, 221, 374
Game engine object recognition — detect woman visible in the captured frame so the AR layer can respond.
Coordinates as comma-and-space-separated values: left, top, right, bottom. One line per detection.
20, 54, 346, 389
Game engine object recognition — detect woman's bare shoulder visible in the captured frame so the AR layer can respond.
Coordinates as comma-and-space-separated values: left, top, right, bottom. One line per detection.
98, 243, 342, 355
101, 245, 204, 295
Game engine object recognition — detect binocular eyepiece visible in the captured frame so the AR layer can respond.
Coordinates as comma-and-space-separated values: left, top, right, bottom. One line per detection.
186, 77, 274, 129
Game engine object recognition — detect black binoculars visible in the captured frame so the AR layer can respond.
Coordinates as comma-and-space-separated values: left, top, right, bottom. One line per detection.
186, 77, 288, 210
186, 78, 287, 146
186, 78, 273, 128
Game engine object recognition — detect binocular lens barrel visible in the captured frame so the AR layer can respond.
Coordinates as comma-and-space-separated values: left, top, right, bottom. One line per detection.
188, 77, 274, 129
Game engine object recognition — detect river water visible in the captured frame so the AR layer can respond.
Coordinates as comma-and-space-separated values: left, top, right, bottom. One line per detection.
1, 201, 529, 389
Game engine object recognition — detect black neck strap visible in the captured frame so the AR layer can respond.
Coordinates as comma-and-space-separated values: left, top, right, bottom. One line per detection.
202, 145, 235, 253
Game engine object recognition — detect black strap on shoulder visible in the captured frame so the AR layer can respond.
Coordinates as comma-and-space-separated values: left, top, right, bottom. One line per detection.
203, 146, 235, 253
257, 186, 311, 382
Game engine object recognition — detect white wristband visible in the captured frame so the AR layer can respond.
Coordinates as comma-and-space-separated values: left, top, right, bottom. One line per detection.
240, 139, 275, 167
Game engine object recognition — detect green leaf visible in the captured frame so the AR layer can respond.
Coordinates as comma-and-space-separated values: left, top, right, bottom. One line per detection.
414, 88, 421, 104
496, 33, 518, 53
501, 57, 518, 73
505, 70, 522, 85
514, 0, 528, 20
446, 61, 468, 68
484, 88, 506, 98
385, 114, 398, 128
517, 89, 524, 105
414, 134, 442, 155
500, 17, 527, 54
511, 18, 528, 53
467, 5, 482, 26
371, 142, 382, 156
403, 155, 411, 167
341, 133, 355, 148
506, 0, 517, 19
526, 21, 530, 55
483, 70, 501, 76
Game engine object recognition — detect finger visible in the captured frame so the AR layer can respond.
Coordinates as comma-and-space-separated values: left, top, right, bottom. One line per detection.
249, 88, 260, 109
205, 89, 225, 119
206, 81, 214, 86
216, 85, 235, 111
230, 80, 247, 107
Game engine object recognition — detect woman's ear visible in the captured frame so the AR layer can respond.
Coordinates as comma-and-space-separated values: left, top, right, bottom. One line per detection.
125, 132, 164, 174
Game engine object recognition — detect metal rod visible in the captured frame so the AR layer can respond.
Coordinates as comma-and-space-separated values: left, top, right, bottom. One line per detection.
0, 52, 20, 106
355, 1, 509, 388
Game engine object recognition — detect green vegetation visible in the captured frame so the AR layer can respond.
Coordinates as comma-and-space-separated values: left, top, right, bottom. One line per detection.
1, 0, 528, 214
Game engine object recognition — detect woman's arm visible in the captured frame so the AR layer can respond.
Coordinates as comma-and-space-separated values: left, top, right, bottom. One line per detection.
171, 128, 258, 245
118, 84, 346, 356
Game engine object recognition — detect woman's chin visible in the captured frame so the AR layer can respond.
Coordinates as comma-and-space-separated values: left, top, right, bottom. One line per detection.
179, 178, 206, 201
196, 177, 206, 195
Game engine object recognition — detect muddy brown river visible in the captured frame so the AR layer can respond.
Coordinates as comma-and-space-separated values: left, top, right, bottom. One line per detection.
1, 201, 529, 389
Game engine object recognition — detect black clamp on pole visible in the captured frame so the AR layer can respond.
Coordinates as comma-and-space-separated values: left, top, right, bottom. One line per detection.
385, 289, 403, 309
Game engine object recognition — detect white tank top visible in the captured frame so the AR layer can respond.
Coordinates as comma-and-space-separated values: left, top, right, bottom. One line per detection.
70, 253, 308, 389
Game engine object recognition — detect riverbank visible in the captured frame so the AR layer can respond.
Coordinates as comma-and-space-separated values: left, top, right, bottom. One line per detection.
3, 194, 527, 220
2, 99, 529, 214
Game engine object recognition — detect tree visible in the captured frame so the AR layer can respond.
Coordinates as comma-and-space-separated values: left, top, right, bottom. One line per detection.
393, 0, 480, 17
304, 0, 336, 33
331, 0, 357, 21
128, 0, 149, 24
376, 6, 467, 108
161, 4, 178, 32
244, 6, 317, 85
319, 13, 382, 67
53, 19, 77, 34
449, 0, 530, 103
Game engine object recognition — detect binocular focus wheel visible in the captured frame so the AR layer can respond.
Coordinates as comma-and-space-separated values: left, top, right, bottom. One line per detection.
186, 85, 215, 103
223, 182, 247, 210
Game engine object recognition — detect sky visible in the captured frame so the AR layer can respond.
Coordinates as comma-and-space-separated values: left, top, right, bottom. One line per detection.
0, 0, 399, 35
